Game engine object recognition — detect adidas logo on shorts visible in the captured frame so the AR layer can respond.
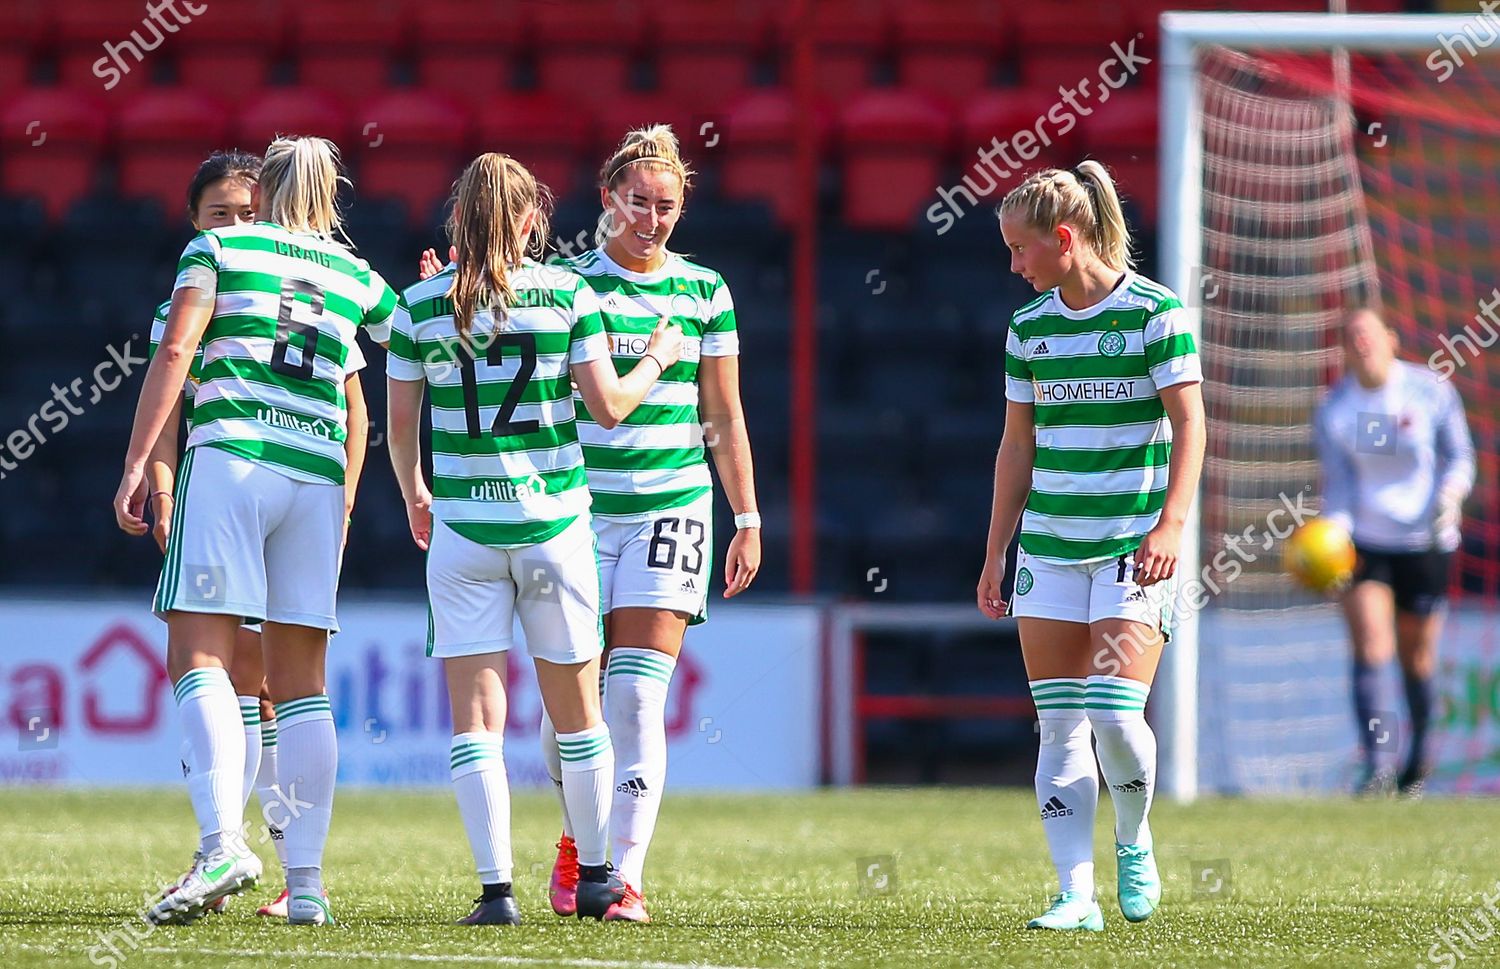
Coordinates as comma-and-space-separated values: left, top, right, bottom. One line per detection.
1040, 795, 1073, 819
680, 578, 697, 594
1112, 779, 1148, 794
616, 777, 651, 798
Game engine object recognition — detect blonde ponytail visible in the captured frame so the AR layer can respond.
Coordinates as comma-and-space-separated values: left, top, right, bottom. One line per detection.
595, 123, 694, 248
998, 161, 1136, 271
259, 136, 347, 240
446, 153, 552, 341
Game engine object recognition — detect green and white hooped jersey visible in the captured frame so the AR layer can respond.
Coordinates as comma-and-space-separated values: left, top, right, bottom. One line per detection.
387, 259, 610, 548
1004, 271, 1202, 563
173, 222, 396, 485
150, 297, 369, 434
560, 248, 739, 521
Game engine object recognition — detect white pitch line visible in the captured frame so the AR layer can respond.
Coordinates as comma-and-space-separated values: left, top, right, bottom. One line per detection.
136, 946, 763, 969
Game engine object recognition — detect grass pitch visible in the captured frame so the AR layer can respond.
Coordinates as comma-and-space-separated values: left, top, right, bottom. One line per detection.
2, 787, 1496, 968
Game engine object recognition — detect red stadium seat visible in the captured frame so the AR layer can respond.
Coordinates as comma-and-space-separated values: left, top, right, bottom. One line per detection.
116, 89, 232, 218
236, 88, 349, 154
175, 0, 282, 102
412, 0, 526, 108
473, 92, 593, 202
0, 1, 48, 95
56, 0, 162, 94
289, 0, 406, 100
0, 88, 108, 220
352, 91, 470, 225
1012, 1, 1134, 51
893, 1, 1006, 105
721, 89, 832, 228
959, 90, 1081, 187
532, 1, 644, 106
591, 90, 698, 163
772, 0, 889, 100
652, 1, 766, 113
1078, 89, 1158, 222
838, 89, 952, 231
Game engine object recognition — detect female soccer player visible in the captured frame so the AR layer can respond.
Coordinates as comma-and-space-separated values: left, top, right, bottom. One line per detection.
1313, 308, 1475, 797
115, 136, 395, 926
143, 149, 371, 919
387, 152, 681, 925
541, 124, 760, 923
975, 162, 1205, 931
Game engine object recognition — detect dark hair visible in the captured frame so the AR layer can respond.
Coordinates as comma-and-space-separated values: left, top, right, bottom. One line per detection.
186, 150, 262, 218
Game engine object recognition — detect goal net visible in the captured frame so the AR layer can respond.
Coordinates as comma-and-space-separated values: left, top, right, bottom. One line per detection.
1162, 14, 1500, 796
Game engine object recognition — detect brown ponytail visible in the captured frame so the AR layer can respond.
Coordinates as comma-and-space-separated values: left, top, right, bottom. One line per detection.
445, 153, 553, 340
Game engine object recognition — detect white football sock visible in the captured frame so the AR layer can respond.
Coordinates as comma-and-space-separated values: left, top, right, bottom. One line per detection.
605, 647, 675, 892
174, 667, 246, 857
274, 694, 337, 896
450, 732, 512, 884
1031, 678, 1097, 897
238, 696, 262, 812
1086, 675, 1156, 848
254, 718, 288, 870
538, 705, 574, 840
556, 723, 613, 867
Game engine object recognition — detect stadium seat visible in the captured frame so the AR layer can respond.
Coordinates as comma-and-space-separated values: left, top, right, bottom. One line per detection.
412, 0, 526, 107
955, 90, 1082, 209
473, 91, 593, 203
174, 0, 282, 101
771, 0, 889, 99
56, 0, 162, 93
236, 88, 349, 152
838, 89, 952, 231
652, 1, 765, 113
721, 89, 834, 229
289, 0, 406, 100
592, 90, 698, 162
0, 89, 109, 221
116, 89, 232, 218
532, 0, 644, 106
1077, 88, 1158, 222
1012, 1, 1134, 52
352, 91, 470, 226
893, 1, 1006, 104
0, 0, 48, 94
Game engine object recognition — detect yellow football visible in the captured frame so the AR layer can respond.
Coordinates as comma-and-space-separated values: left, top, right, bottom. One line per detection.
1284, 518, 1357, 592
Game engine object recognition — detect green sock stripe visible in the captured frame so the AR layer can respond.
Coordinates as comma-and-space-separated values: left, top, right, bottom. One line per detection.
558, 738, 611, 761
606, 663, 674, 684
1088, 679, 1150, 697
241, 707, 261, 726
1034, 700, 1087, 710
173, 668, 222, 702
450, 750, 500, 770
607, 657, 676, 676
274, 696, 332, 720
450, 741, 503, 757
1030, 685, 1086, 699
1087, 689, 1150, 706
1089, 701, 1147, 711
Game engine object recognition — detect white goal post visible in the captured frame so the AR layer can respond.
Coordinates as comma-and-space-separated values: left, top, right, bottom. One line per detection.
1157, 12, 1484, 803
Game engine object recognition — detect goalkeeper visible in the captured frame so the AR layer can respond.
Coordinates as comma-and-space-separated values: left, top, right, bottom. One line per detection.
1312, 308, 1475, 797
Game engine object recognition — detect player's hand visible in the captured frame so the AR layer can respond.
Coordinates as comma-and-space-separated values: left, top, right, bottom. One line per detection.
1434, 484, 1465, 538
977, 554, 1007, 619
723, 526, 761, 598
150, 493, 173, 554
405, 488, 433, 551
418, 246, 456, 280
645, 320, 683, 369
1133, 521, 1181, 586
343, 499, 355, 549
114, 466, 149, 536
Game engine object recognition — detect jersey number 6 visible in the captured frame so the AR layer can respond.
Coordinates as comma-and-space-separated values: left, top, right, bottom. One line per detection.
460, 333, 540, 439
271, 279, 325, 381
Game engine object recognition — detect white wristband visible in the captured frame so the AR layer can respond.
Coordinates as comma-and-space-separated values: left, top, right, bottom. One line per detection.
733, 512, 762, 530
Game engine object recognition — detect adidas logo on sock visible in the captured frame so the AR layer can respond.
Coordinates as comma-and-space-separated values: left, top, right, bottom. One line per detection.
268, 826, 285, 842
1040, 795, 1073, 819
1034, 340, 1050, 355
680, 578, 697, 594
616, 777, 651, 798
1112, 779, 1148, 794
